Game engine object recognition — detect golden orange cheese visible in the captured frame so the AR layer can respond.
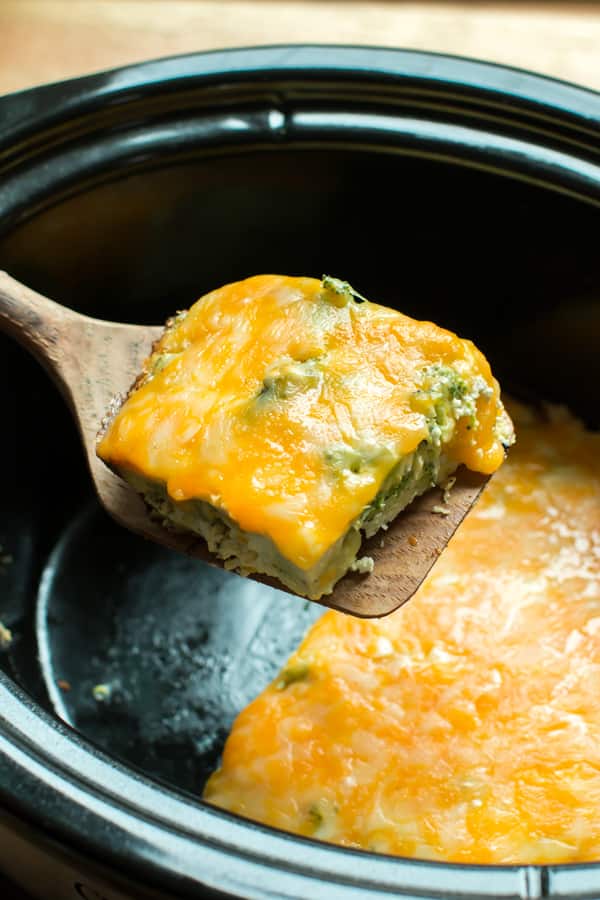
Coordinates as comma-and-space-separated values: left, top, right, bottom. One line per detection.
98, 275, 507, 571
204, 404, 600, 864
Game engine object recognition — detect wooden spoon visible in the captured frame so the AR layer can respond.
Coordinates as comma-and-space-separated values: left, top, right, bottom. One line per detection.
0, 271, 489, 618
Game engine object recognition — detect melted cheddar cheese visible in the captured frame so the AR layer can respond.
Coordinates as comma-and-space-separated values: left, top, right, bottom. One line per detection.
98, 275, 508, 572
204, 404, 600, 864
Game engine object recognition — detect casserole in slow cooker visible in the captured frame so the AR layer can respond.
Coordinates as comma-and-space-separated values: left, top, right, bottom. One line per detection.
206, 400, 600, 864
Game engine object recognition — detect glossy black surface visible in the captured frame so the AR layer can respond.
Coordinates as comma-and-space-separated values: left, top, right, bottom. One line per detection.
0, 46, 599, 899
36, 503, 321, 793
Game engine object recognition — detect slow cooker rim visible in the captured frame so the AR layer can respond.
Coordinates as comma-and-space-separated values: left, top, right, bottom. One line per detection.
1, 44, 600, 899
0, 43, 599, 155
1, 44, 599, 239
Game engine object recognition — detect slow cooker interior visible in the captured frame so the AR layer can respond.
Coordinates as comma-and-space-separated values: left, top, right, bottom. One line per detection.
1, 146, 598, 799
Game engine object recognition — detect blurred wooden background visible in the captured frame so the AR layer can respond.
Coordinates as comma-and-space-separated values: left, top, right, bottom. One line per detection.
1, 1, 599, 95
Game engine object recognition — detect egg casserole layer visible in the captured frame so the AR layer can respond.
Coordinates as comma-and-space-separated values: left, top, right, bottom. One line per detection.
98, 274, 512, 599
205, 404, 600, 864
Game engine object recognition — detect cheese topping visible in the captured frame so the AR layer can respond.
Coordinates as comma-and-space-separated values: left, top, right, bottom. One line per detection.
204, 404, 600, 864
98, 275, 507, 569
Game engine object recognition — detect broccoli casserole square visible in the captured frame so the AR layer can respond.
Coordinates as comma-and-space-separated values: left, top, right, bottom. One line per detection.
97, 274, 513, 599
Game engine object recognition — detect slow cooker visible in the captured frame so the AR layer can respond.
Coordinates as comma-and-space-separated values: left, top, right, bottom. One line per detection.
0, 45, 599, 900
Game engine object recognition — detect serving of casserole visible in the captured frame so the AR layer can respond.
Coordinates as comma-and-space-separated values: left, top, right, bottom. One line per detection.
98, 274, 512, 600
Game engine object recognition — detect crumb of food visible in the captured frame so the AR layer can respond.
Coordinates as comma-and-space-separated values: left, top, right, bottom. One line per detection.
380, 538, 385, 549
57, 679, 71, 692
276, 661, 310, 690
432, 505, 450, 516
408, 535, 418, 547
308, 803, 324, 830
442, 476, 457, 505
92, 683, 112, 702
0, 621, 13, 650
0, 546, 13, 573
351, 555, 375, 574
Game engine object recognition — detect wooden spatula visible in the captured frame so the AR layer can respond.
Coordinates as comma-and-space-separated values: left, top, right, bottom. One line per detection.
0, 271, 489, 618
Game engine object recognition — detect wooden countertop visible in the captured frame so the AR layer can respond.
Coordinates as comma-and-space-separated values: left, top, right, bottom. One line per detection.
1, 1, 600, 96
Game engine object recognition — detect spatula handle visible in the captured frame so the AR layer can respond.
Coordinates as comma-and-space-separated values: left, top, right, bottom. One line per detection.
0, 271, 73, 376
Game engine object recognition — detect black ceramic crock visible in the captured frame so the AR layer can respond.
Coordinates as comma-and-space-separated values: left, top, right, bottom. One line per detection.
0, 46, 599, 900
